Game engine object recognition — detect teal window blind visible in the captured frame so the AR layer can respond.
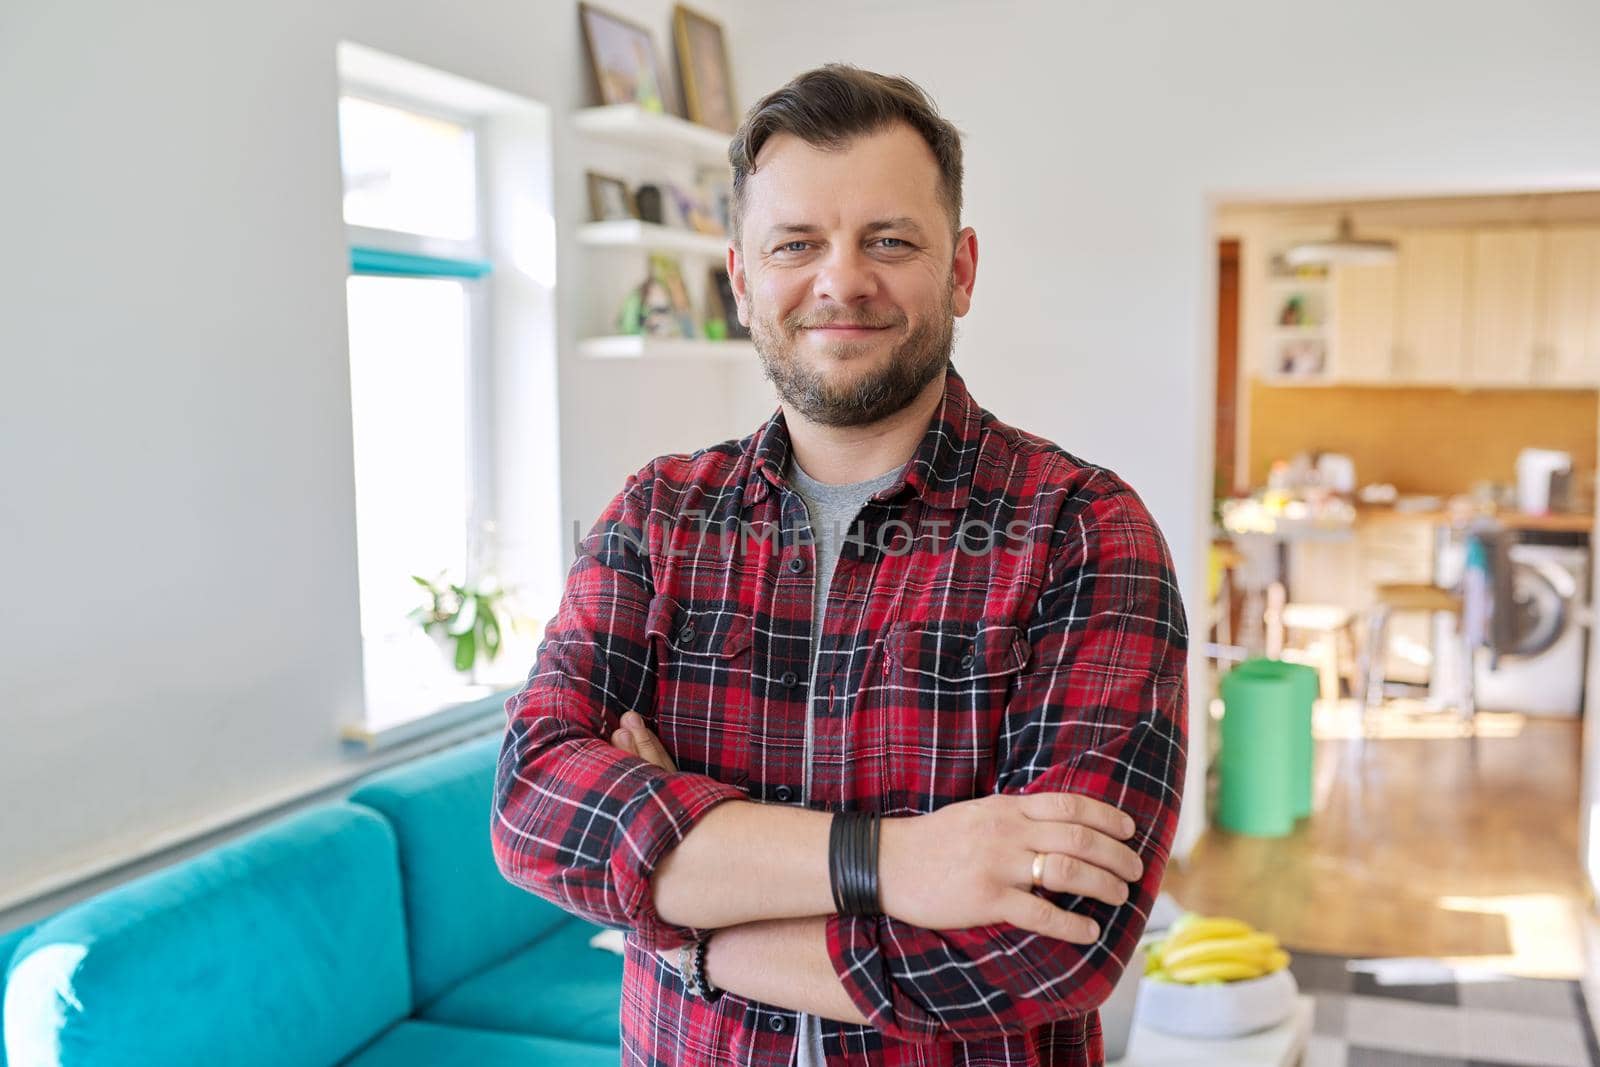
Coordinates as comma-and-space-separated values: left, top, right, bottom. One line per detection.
349, 246, 492, 279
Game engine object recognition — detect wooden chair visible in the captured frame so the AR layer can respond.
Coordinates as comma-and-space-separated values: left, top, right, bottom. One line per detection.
1358, 582, 1477, 752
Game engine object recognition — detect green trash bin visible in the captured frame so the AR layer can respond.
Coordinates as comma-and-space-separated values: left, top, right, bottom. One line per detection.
1233, 658, 1318, 820
1217, 662, 1302, 837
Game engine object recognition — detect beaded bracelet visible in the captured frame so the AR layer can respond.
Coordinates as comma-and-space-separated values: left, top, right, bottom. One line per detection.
692, 935, 723, 1002
677, 936, 723, 1002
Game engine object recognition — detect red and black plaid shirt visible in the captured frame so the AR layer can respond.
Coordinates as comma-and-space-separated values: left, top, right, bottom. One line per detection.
492, 362, 1188, 1065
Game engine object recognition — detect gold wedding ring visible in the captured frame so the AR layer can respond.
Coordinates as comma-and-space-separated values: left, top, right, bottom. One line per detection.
1031, 851, 1047, 889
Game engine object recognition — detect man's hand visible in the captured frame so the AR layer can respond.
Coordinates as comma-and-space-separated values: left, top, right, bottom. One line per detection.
609, 713, 685, 967
879, 791, 1144, 944
612, 711, 676, 773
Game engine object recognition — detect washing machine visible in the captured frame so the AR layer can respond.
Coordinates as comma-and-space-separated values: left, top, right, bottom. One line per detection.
1434, 529, 1591, 717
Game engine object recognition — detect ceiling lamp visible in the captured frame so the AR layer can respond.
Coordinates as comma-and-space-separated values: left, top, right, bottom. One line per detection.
1283, 214, 1397, 267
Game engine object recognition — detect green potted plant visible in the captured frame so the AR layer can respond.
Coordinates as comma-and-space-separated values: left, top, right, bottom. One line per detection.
408, 570, 508, 676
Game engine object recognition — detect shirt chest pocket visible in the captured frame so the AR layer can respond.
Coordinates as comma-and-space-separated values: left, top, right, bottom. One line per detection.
875, 620, 1031, 812
644, 593, 754, 787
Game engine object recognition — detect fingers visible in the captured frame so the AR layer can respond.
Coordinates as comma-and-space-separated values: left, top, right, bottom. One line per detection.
1016, 791, 1136, 841
1001, 889, 1102, 944
1029, 821, 1145, 884
611, 712, 677, 773
1024, 849, 1132, 908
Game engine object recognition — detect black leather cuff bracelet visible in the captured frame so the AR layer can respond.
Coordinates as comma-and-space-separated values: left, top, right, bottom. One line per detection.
829, 810, 882, 917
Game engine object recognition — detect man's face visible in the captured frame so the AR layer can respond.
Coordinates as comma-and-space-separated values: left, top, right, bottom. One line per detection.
729, 122, 977, 428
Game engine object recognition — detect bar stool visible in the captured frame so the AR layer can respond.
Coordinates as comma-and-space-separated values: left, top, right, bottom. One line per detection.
1358, 582, 1478, 753
1206, 541, 1245, 664
1279, 602, 1359, 703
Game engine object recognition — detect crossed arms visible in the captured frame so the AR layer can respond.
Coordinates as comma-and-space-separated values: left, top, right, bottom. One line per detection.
490, 465, 1189, 1042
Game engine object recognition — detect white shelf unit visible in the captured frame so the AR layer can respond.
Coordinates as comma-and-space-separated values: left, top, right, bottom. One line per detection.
576, 219, 731, 259
578, 336, 754, 360
1260, 269, 1333, 382
571, 104, 731, 167
573, 104, 737, 357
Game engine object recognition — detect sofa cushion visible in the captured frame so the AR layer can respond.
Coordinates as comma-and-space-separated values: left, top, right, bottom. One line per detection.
3, 804, 410, 1067
341, 1020, 616, 1067
0, 921, 37, 974
417, 917, 622, 1045
0, 922, 38, 1067
348, 728, 573, 1007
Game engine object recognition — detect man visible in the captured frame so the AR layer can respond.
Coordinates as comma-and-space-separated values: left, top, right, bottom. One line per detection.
492, 64, 1188, 1066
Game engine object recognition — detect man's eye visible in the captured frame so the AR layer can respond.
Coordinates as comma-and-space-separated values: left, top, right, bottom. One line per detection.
876, 238, 909, 249
778, 241, 810, 253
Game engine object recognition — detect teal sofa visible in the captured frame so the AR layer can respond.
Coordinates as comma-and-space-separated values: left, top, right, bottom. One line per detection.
0, 722, 624, 1066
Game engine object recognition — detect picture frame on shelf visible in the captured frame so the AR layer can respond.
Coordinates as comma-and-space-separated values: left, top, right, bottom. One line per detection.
666, 181, 725, 236
694, 170, 732, 235
708, 184, 731, 235
586, 171, 638, 221
672, 5, 737, 133
707, 267, 749, 340
1275, 336, 1327, 378
630, 253, 697, 339
579, 3, 668, 113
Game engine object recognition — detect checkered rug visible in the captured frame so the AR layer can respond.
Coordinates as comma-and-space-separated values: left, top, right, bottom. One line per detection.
1289, 950, 1600, 1066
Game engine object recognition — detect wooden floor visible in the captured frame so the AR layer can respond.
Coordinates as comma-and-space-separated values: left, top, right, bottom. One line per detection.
1161, 698, 1593, 981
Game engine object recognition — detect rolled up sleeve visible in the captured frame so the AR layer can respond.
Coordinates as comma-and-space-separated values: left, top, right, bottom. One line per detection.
490, 464, 749, 952
825, 485, 1190, 1043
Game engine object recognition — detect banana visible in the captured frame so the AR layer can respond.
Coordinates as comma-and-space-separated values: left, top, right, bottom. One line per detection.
1166, 958, 1267, 983
1162, 915, 1256, 954
1160, 932, 1280, 972
1141, 914, 1295, 984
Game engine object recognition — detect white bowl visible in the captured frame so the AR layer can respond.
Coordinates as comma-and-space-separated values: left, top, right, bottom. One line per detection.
1134, 966, 1299, 1039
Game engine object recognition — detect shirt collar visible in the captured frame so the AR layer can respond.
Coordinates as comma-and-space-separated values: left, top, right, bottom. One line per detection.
741, 361, 981, 513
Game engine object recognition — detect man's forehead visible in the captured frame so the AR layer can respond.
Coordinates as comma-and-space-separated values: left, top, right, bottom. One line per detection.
744, 125, 945, 230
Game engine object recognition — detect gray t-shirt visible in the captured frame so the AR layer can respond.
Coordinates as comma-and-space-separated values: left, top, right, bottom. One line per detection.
784, 454, 903, 1067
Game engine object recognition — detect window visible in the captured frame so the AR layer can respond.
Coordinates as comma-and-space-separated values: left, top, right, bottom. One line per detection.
340, 95, 478, 241
339, 89, 497, 732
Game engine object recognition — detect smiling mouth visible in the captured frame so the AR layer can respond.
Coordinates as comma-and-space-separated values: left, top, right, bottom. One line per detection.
805, 324, 892, 335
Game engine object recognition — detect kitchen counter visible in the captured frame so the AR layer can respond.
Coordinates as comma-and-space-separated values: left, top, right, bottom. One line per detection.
1354, 504, 1594, 533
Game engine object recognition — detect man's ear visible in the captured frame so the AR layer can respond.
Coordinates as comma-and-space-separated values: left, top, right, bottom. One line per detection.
951, 225, 978, 318
727, 243, 749, 327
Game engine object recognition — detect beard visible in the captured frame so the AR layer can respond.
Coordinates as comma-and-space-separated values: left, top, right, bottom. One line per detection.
747, 278, 956, 428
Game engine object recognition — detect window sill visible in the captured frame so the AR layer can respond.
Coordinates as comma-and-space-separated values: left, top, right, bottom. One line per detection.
341, 682, 522, 752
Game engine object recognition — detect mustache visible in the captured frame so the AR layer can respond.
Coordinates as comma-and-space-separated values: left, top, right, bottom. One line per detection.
789, 312, 905, 330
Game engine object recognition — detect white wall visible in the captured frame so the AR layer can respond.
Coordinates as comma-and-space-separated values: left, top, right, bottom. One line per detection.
6, 0, 1600, 922
0, 0, 745, 917
730, 0, 1600, 860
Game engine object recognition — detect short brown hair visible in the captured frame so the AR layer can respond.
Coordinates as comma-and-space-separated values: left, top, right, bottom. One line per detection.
728, 64, 964, 247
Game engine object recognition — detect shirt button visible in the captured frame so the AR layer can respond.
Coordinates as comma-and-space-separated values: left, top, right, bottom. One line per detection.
775, 785, 793, 802
678, 624, 696, 643
781, 670, 798, 687
960, 651, 975, 668
788, 556, 806, 573
768, 1015, 789, 1032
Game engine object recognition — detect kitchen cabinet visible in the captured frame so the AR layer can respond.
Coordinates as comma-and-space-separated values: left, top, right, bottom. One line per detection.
1331, 258, 1397, 382
1540, 225, 1600, 386
1252, 220, 1600, 389
1466, 227, 1543, 386
1393, 228, 1471, 385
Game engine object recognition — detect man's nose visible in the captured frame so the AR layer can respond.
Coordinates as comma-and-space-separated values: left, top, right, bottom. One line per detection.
812, 246, 879, 306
